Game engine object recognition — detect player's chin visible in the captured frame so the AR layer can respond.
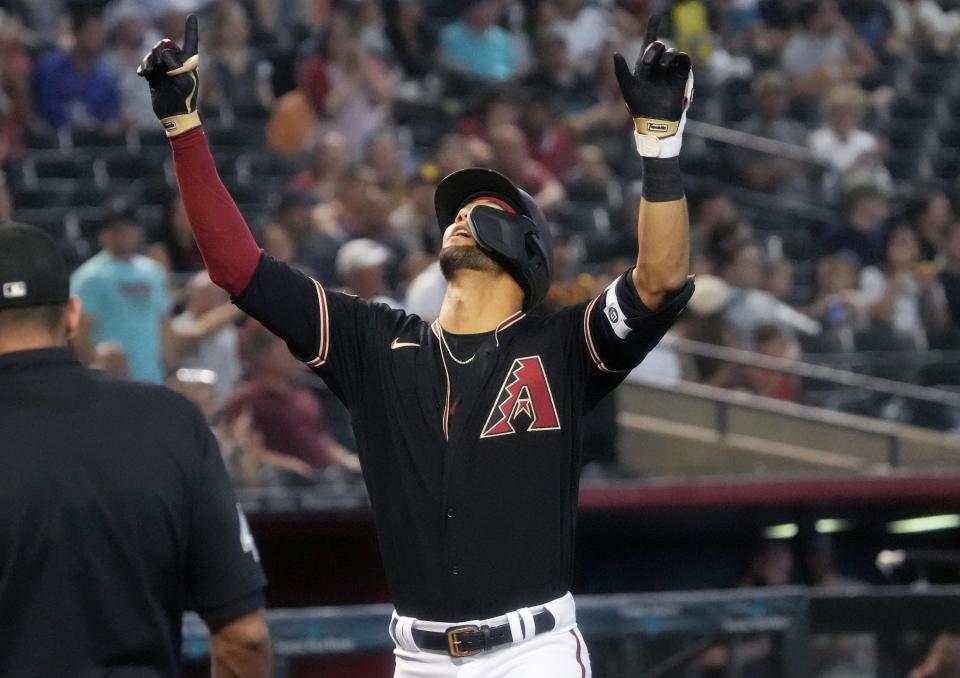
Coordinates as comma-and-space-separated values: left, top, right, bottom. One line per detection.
439, 245, 500, 278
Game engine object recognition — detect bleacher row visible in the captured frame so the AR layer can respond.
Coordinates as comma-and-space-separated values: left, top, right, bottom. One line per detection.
9, 113, 296, 264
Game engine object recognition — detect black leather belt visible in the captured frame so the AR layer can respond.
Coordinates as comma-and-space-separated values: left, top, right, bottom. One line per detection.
409, 609, 555, 657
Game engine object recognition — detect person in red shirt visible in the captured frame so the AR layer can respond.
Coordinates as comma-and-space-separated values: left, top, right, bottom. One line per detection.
222, 320, 359, 474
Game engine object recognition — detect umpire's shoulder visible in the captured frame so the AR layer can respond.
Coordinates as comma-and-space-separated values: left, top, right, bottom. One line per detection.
89, 370, 209, 438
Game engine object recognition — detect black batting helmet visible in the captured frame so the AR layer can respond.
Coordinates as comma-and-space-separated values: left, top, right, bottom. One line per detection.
434, 168, 552, 311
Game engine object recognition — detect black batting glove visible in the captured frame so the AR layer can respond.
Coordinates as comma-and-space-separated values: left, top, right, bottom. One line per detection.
613, 15, 694, 158
137, 14, 201, 137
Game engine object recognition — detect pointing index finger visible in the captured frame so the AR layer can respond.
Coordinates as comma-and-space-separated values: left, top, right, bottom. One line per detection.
182, 14, 199, 58
644, 14, 662, 51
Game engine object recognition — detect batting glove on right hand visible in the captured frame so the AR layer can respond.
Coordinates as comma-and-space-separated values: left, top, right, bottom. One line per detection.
613, 15, 694, 159
137, 14, 201, 137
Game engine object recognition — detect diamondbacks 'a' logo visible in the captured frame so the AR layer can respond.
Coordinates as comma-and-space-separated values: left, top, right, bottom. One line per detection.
480, 356, 560, 438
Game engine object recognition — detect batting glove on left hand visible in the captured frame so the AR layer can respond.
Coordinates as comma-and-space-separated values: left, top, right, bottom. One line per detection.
137, 14, 201, 137
614, 15, 693, 159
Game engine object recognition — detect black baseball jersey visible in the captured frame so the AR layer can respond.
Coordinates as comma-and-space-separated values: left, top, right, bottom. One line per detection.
0, 348, 266, 677
237, 254, 693, 621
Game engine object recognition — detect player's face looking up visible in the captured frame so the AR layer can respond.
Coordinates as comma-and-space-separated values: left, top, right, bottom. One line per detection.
438, 199, 507, 279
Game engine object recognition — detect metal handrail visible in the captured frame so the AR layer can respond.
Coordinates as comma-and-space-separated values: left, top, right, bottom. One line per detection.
804, 349, 960, 368
686, 118, 827, 166
668, 337, 960, 408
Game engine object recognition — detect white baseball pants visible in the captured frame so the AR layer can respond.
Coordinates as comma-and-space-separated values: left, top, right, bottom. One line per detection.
390, 592, 591, 678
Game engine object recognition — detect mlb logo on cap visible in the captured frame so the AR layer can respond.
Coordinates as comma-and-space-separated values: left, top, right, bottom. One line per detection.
2, 281, 27, 299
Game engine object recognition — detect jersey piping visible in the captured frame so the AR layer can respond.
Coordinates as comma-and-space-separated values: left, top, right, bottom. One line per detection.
303, 278, 330, 367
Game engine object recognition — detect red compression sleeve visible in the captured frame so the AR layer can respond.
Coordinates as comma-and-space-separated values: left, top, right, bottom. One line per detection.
170, 128, 261, 296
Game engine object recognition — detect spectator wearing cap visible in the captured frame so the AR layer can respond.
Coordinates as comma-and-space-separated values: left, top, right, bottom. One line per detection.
31, 7, 121, 129
336, 238, 402, 308
439, 0, 519, 83
70, 204, 170, 383
222, 320, 360, 474
734, 71, 812, 199
0, 222, 270, 678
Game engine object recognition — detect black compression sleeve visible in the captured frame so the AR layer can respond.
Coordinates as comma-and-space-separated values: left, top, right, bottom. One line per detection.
641, 157, 684, 202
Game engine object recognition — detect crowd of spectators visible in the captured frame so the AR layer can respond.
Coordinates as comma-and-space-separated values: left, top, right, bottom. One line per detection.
3, 0, 960, 487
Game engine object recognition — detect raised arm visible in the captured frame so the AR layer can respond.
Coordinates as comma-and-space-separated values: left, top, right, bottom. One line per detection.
137, 15, 260, 297
614, 17, 692, 310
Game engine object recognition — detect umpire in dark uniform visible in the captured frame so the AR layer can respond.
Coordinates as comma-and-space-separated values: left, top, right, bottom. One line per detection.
0, 221, 271, 677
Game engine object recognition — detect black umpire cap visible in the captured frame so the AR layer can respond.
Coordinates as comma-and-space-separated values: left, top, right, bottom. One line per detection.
0, 222, 70, 310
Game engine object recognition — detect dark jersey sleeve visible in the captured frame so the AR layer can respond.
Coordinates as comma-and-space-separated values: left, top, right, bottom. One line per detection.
579, 269, 694, 404
184, 413, 266, 623
233, 253, 403, 406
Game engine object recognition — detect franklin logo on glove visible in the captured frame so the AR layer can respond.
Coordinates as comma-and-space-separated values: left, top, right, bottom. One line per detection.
613, 15, 694, 160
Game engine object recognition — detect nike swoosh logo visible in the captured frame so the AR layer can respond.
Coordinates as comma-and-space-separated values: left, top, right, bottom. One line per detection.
391, 338, 420, 350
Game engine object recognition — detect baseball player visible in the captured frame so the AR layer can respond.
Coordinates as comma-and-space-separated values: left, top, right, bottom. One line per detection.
139, 14, 693, 677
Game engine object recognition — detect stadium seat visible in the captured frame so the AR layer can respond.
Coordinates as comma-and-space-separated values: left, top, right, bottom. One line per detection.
14, 186, 76, 209
136, 128, 173, 150
24, 128, 63, 151
71, 182, 110, 208
70, 129, 127, 150
207, 124, 264, 149
136, 177, 175, 207
20, 154, 93, 188
101, 151, 150, 181
12, 207, 71, 240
